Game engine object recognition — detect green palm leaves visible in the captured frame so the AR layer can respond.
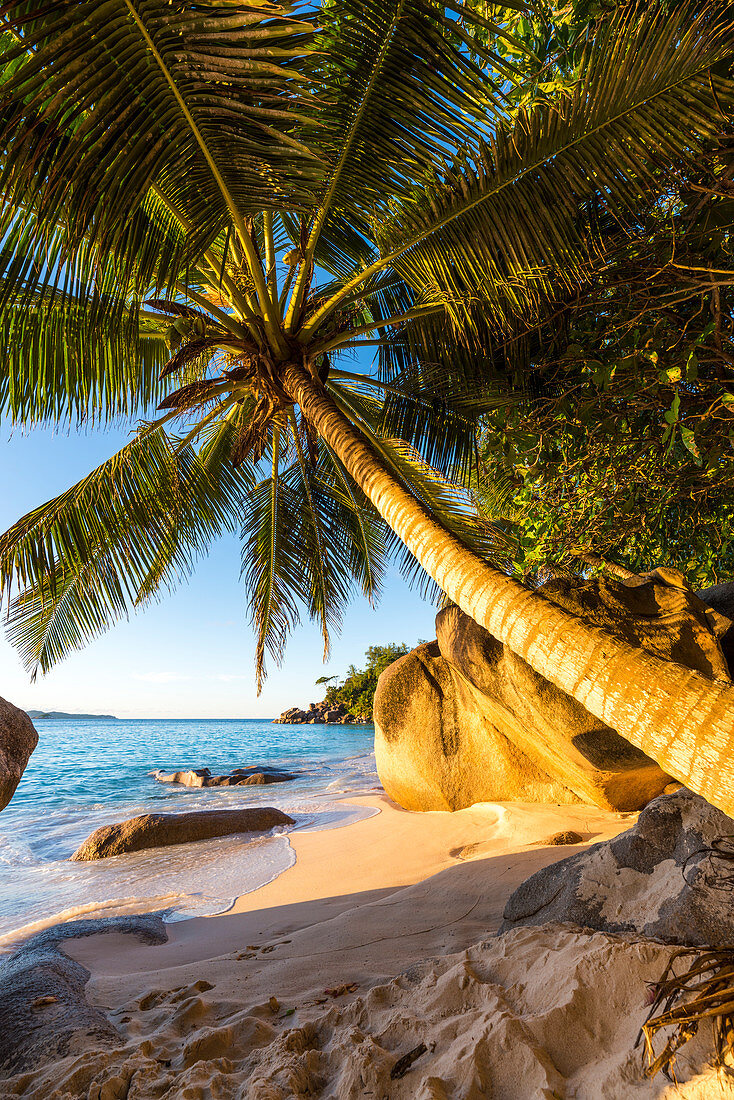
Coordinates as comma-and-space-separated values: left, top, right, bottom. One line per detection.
325, 2, 734, 339
2, 0, 734, 686
242, 421, 387, 691
0, 420, 241, 674
0, 1, 317, 263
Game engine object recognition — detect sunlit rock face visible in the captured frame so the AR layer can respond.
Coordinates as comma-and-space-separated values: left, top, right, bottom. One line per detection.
373, 640, 578, 811
374, 569, 732, 813
502, 788, 734, 947
0, 696, 38, 812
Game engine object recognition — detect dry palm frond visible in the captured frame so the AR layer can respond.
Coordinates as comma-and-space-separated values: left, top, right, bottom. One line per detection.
640, 838, 734, 1079
159, 336, 220, 380
157, 379, 222, 411
640, 946, 734, 1079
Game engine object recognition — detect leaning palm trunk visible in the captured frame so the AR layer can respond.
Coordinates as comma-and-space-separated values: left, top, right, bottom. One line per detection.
285, 363, 734, 817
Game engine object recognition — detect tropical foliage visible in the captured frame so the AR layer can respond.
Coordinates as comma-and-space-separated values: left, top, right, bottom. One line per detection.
318, 643, 411, 718
2, 0, 734, 691
476, 134, 734, 587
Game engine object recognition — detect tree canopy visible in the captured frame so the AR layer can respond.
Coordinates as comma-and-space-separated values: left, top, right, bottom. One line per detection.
475, 131, 734, 587
320, 643, 411, 718
1, 0, 734, 690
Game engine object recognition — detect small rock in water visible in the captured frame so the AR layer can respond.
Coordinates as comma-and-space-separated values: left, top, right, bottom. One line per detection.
546, 830, 584, 845
71, 807, 295, 861
154, 764, 296, 787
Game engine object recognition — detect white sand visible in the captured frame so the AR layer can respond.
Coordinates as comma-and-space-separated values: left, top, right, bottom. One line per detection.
4, 795, 732, 1098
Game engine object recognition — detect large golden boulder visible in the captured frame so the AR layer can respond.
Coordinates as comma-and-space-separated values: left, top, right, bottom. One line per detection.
374, 569, 731, 812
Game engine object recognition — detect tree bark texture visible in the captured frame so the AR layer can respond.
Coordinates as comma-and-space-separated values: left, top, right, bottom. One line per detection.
284, 363, 734, 816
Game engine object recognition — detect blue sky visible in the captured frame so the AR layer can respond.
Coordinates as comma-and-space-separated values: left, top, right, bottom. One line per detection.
0, 422, 437, 718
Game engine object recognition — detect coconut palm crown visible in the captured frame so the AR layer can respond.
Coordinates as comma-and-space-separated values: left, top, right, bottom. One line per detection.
5, 0, 734, 809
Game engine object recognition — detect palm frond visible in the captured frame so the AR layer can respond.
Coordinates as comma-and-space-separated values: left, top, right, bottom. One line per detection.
0, 260, 170, 425
0, 418, 253, 674
329, 358, 507, 485
0, 0, 319, 286
284, 0, 518, 325
306, 0, 508, 216
327, 380, 509, 600
318, 443, 386, 606
308, 2, 734, 341
241, 422, 387, 689
241, 426, 305, 693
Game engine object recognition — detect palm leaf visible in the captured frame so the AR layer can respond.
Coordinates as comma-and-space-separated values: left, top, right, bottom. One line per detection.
0, 290, 168, 425
305, 1, 734, 341
0, 417, 254, 674
327, 380, 509, 599
386, 3, 734, 331
0, 0, 320, 288
241, 421, 388, 689
284, 0, 521, 324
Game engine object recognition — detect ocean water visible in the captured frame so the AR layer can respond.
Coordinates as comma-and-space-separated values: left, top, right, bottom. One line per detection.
0, 718, 379, 950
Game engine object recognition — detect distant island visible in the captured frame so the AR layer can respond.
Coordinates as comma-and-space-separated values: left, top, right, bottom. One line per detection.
27, 710, 118, 720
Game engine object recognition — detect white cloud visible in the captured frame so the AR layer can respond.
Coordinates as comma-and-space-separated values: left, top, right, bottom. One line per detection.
212, 673, 247, 683
132, 671, 190, 684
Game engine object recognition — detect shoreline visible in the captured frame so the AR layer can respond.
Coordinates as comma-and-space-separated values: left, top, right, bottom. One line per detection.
4, 794, 730, 1097
66, 792, 636, 973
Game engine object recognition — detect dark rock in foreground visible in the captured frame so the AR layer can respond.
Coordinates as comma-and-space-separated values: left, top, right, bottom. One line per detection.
71, 807, 295, 861
502, 789, 734, 947
0, 696, 38, 812
0, 914, 167, 1074
154, 764, 296, 787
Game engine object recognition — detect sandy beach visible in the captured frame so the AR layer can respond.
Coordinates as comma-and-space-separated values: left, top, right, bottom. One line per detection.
3, 794, 732, 1099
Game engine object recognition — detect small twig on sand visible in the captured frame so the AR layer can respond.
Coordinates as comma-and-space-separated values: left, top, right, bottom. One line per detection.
390, 1043, 428, 1079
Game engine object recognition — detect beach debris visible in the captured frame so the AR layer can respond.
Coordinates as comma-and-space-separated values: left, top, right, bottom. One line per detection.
30, 995, 58, 1009
269, 996, 280, 1014
239, 940, 291, 957
639, 944, 734, 1079
302, 982, 359, 1007
390, 1043, 428, 1079
324, 983, 359, 998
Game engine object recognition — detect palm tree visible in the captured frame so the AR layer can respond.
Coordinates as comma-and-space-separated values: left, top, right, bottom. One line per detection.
2, 0, 734, 811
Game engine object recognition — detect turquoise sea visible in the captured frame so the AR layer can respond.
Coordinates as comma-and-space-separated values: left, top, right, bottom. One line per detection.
0, 717, 379, 949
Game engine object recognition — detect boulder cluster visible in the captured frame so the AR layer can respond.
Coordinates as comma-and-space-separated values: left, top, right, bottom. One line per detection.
154, 765, 295, 787
273, 700, 369, 725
